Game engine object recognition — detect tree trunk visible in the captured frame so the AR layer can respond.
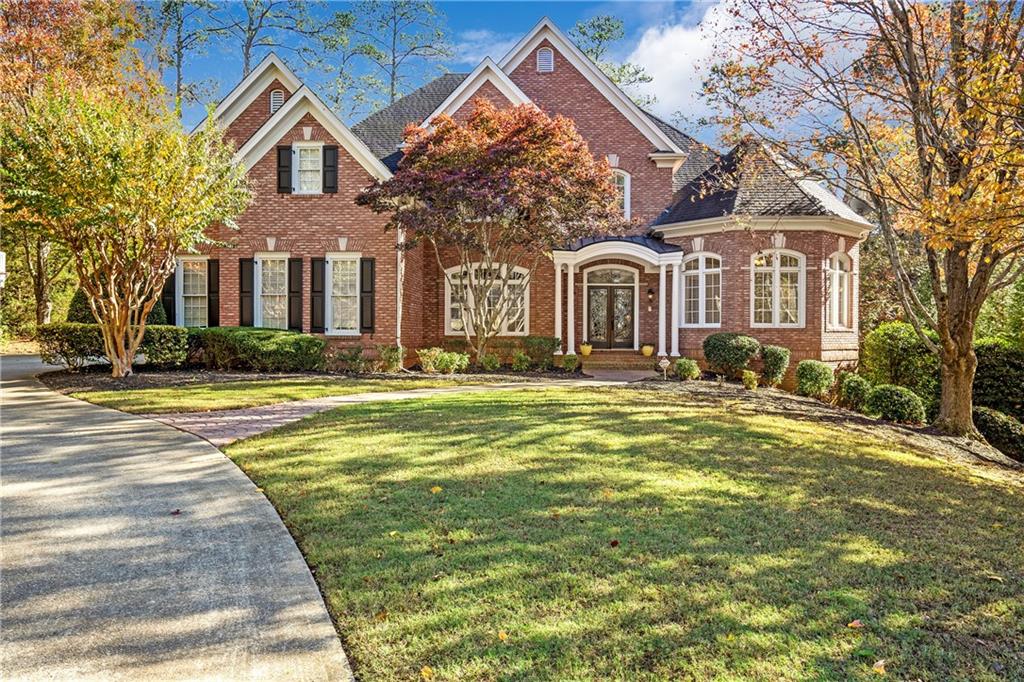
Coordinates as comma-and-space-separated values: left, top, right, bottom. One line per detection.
935, 341, 977, 437
32, 237, 52, 325
34, 294, 52, 326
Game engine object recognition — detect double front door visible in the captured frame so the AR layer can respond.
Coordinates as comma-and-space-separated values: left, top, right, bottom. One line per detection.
587, 285, 634, 349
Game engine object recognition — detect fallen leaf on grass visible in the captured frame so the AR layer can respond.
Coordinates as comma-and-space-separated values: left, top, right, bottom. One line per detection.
421, 666, 434, 680
847, 619, 865, 629
389, 531, 399, 537
374, 609, 388, 622
609, 539, 620, 548
430, 486, 443, 494
498, 630, 509, 642
872, 659, 886, 675
987, 575, 1005, 583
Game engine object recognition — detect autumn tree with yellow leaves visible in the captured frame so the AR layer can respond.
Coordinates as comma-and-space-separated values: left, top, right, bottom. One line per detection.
704, 0, 1024, 436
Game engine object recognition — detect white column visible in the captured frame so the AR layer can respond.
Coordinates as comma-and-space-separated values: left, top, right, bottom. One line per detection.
670, 261, 680, 356
553, 262, 563, 354
657, 263, 667, 357
566, 266, 576, 353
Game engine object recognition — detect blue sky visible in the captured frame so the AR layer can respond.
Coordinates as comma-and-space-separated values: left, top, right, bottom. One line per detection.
175, 1, 724, 138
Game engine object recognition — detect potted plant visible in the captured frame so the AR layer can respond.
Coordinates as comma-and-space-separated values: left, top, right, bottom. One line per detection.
641, 342, 655, 357
579, 340, 592, 356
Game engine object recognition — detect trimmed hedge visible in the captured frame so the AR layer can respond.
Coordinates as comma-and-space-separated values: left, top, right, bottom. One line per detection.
974, 339, 1024, 421
866, 384, 926, 424
193, 327, 324, 372
973, 406, 1024, 462
66, 288, 167, 325
416, 347, 469, 374
375, 344, 404, 373
759, 345, 790, 387
862, 322, 940, 414
674, 357, 700, 381
703, 332, 760, 377
840, 374, 872, 411
38, 322, 188, 369
795, 360, 834, 399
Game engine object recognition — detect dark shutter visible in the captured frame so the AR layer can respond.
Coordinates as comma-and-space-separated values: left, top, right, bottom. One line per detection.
322, 145, 338, 193
161, 272, 176, 326
359, 257, 375, 333
276, 146, 292, 193
207, 259, 220, 327
288, 258, 303, 331
239, 258, 254, 326
311, 258, 326, 333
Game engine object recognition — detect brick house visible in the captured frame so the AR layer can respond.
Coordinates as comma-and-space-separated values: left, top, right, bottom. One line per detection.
163, 18, 871, 373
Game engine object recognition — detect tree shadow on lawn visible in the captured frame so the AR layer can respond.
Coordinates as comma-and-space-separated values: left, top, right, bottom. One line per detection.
227, 388, 1024, 681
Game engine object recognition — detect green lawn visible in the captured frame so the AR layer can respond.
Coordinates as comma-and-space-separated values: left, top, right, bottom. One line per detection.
72, 377, 497, 413
225, 388, 1023, 681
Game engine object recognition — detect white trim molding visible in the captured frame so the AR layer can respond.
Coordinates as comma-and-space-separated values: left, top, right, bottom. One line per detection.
325, 251, 362, 336
443, 263, 530, 337
423, 58, 532, 125
174, 255, 209, 328
552, 240, 684, 271
611, 169, 631, 220
679, 252, 723, 329
253, 252, 290, 330
653, 215, 872, 240
194, 53, 302, 134
234, 86, 391, 180
825, 251, 854, 331
497, 18, 682, 153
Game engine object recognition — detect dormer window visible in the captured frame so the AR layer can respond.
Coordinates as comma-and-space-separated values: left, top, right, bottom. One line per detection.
270, 89, 284, 114
536, 47, 554, 73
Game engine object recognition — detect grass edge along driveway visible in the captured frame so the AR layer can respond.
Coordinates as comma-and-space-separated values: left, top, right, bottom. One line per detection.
225, 387, 1023, 682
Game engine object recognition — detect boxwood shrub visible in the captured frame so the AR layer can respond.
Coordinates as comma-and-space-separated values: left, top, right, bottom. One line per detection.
481, 353, 501, 371
140, 325, 189, 367
973, 406, 1024, 462
674, 357, 700, 381
511, 351, 531, 372
840, 374, 872, 411
523, 335, 560, 370
795, 360, 835, 399
759, 344, 790, 387
38, 322, 188, 370
865, 384, 926, 424
974, 339, 1024, 421
703, 332, 760, 377
741, 370, 759, 390
561, 353, 580, 372
193, 327, 324, 372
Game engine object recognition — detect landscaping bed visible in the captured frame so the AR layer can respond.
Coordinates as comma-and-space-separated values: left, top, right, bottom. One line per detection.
226, 387, 1024, 681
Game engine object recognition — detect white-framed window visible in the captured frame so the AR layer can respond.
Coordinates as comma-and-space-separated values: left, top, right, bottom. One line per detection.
680, 253, 722, 328
611, 169, 630, 219
445, 264, 529, 336
175, 256, 208, 328
293, 142, 322, 194
751, 249, 805, 328
326, 254, 360, 335
536, 47, 554, 73
826, 251, 852, 329
270, 89, 284, 114
255, 254, 288, 329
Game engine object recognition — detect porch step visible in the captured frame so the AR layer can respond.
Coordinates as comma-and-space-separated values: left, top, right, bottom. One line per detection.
580, 353, 661, 370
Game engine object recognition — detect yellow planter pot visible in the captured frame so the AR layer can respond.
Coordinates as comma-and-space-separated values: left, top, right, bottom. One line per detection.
641, 345, 655, 357
579, 344, 593, 357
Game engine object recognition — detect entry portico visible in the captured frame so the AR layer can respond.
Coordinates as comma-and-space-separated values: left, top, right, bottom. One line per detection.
552, 236, 684, 358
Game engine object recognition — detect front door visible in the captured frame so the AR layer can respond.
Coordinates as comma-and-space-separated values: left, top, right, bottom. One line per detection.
587, 285, 635, 349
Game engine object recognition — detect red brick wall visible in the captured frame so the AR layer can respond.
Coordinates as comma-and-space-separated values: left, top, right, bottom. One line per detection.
508, 39, 675, 227
223, 79, 294, 150
451, 80, 512, 121
208, 111, 398, 347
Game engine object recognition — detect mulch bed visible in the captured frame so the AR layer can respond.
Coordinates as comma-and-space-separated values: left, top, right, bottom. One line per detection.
629, 378, 1024, 480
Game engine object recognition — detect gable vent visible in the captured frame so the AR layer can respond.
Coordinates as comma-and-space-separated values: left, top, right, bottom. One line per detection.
270, 89, 285, 114
536, 47, 554, 73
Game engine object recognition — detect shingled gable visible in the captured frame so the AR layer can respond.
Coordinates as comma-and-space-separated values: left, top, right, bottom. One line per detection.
192, 53, 301, 134
652, 141, 871, 235
233, 85, 391, 180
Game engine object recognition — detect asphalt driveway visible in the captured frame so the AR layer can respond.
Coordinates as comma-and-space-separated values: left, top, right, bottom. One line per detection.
0, 356, 351, 680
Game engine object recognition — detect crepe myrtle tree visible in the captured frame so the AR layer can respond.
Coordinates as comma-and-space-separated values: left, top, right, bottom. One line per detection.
0, 83, 251, 377
359, 98, 627, 362
703, 0, 1024, 436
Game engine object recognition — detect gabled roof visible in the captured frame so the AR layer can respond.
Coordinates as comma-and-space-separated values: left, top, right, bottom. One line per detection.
653, 141, 871, 228
422, 58, 531, 125
497, 17, 683, 154
194, 53, 302, 133
234, 86, 391, 180
352, 73, 468, 171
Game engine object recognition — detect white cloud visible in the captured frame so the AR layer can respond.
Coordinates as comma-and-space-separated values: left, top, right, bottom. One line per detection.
627, 2, 737, 130
451, 29, 520, 67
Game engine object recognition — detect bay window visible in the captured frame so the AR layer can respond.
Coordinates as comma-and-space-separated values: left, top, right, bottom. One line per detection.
680, 254, 722, 327
751, 249, 805, 328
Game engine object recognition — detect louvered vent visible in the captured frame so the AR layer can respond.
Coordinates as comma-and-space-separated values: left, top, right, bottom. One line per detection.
270, 89, 285, 114
536, 47, 554, 73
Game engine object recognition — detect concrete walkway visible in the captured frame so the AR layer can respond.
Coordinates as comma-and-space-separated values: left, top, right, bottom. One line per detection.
148, 379, 623, 447
0, 356, 352, 681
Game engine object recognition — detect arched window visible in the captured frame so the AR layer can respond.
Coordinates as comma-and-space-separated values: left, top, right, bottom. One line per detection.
611, 169, 630, 219
536, 47, 554, 73
751, 249, 805, 328
270, 89, 285, 114
445, 264, 529, 336
680, 253, 722, 327
826, 252, 852, 329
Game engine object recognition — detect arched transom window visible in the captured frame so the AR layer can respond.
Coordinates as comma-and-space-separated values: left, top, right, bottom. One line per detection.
611, 169, 630, 219
751, 249, 805, 327
826, 252, 852, 329
681, 253, 722, 327
445, 264, 529, 336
